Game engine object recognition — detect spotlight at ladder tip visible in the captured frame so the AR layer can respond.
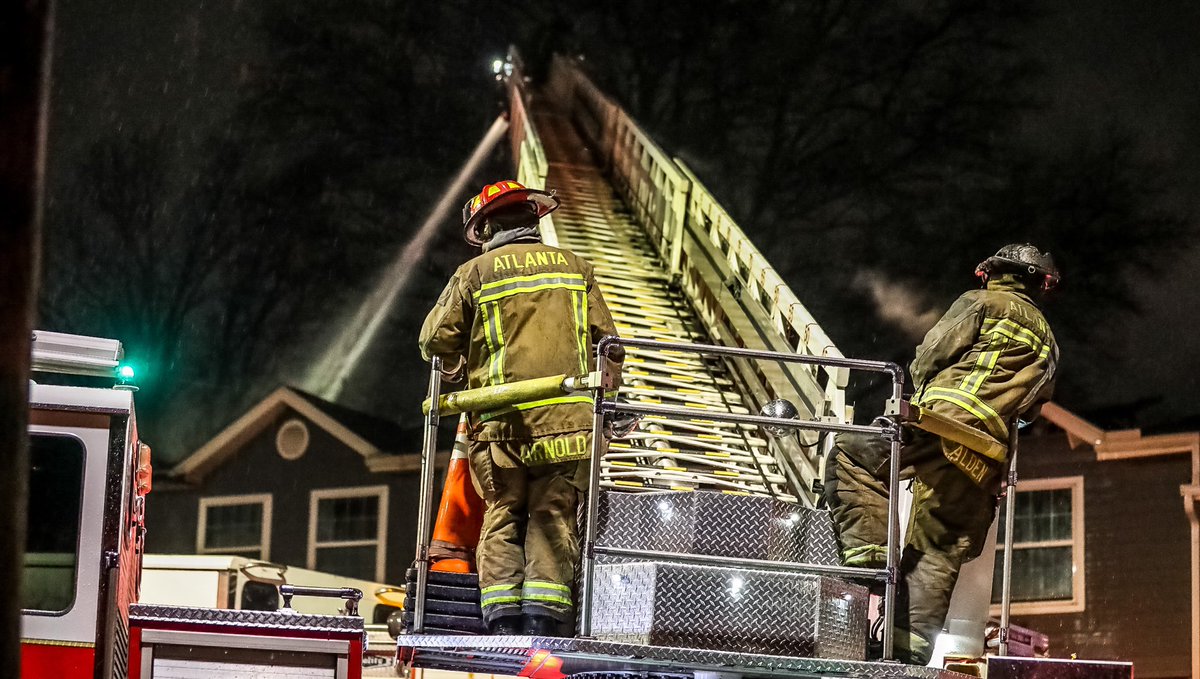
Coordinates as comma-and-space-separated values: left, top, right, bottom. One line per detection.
759, 398, 798, 438
491, 59, 504, 74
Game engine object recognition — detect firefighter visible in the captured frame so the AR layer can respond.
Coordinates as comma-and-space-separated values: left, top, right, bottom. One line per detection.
419, 180, 622, 636
823, 244, 1060, 664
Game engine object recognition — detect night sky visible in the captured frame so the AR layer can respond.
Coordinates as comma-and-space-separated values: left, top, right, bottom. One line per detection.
1018, 0, 1200, 427
42, 0, 1200, 461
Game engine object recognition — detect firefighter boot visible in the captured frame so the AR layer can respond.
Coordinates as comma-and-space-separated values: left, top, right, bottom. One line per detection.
523, 614, 559, 636
487, 615, 523, 635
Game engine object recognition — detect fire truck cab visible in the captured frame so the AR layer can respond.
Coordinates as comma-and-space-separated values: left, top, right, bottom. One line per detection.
21, 331, 146, 678
20, 331, 367, 679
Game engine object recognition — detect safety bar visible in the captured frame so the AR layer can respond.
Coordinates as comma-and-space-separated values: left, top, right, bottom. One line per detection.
609, 400, 886, 437
597, 546, 889, 581
421, 372, 600, 416
580, 335, 906, 662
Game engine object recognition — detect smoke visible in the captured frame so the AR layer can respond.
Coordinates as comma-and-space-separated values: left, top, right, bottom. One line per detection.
853, 271, 941, 341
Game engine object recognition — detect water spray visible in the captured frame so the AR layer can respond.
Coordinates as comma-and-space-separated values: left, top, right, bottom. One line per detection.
306, 115, 510, 400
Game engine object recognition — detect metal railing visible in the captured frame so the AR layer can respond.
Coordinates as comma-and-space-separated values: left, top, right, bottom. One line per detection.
411, 356, 445, 634
530, 55, 850, 505
579, 336, 906, 661
409, 349, 1030, 663
506, 52, 559, 247
548, 55, 691, 276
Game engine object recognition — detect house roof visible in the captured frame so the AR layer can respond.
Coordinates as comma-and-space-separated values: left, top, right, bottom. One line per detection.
291, 389, 413, 451
1041, 401, 1200, 471
169, 386, 421, 484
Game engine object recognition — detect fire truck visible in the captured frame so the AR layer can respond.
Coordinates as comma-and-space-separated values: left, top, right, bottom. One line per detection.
20, 330, 367, 679
392, 51, 1137, 679
19, 47, 1142, 679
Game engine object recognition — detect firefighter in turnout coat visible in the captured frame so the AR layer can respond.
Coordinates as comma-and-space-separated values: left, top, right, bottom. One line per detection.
824, 244, 1060, 664
419, 181, 622, 636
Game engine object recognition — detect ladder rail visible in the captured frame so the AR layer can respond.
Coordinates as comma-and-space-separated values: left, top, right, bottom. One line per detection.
504, 50, 853, 505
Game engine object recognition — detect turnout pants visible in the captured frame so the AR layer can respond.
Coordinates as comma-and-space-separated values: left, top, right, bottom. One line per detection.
468, 437, 589, 626
823, 428, 1000, 664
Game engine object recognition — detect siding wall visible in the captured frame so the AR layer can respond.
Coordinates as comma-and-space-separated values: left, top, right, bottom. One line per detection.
146, 406, 424, 586
1014, 430, 1192, 678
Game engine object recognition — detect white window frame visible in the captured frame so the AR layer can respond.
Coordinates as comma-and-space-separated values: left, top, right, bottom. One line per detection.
197, 493, 273, 560
307, 485, 389, 582
991, 475, 1086, 615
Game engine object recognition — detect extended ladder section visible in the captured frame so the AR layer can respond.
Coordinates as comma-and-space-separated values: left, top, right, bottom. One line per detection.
508, 55, 848, 507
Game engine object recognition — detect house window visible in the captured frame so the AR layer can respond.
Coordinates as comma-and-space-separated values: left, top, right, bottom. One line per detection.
991, 476, 1085, 615
197, 494, 272, 560
308, 486, 388, 582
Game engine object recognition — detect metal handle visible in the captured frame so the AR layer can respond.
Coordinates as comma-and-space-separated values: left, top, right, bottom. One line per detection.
998, 423, 1021, 655
412, 356, 444, 634
278, 584, 364, 616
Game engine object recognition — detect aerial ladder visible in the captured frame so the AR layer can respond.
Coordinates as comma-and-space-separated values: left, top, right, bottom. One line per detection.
513, 54, 847, 506
398, 53, 1131, 679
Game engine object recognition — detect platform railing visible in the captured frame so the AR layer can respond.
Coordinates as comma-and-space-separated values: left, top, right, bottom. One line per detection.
579, 336, 905, 661
409, 351, 1029, 664
411, 356, 444, 634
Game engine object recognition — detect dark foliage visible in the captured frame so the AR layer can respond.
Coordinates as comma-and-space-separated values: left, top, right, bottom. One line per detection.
40, 0, 1193, 455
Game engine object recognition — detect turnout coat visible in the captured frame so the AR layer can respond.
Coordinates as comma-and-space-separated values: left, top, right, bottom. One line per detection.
419, 241, 621, 449
910, 276, 1058, 481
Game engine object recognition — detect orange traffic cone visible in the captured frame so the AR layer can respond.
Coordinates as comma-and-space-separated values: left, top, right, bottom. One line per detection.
429, 415, 486, 573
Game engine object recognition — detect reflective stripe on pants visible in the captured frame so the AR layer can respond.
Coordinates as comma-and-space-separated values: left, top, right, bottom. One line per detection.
480, 582, 522, 621
469, 439, 589, 624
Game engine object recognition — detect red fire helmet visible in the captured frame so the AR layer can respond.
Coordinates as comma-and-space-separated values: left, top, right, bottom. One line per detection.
461, 180, 559, 246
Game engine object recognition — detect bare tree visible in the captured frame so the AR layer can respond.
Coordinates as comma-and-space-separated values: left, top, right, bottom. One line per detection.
535, 0, 1192, 407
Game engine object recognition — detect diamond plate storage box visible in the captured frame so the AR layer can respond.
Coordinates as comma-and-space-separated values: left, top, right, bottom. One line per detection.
591, 561, 868, 659
597, 490, 840, 565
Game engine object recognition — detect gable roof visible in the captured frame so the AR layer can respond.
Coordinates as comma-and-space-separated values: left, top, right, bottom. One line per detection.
1041, 401, 1200, 468
291, 389, 413, 451
170, 386, 420, 484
